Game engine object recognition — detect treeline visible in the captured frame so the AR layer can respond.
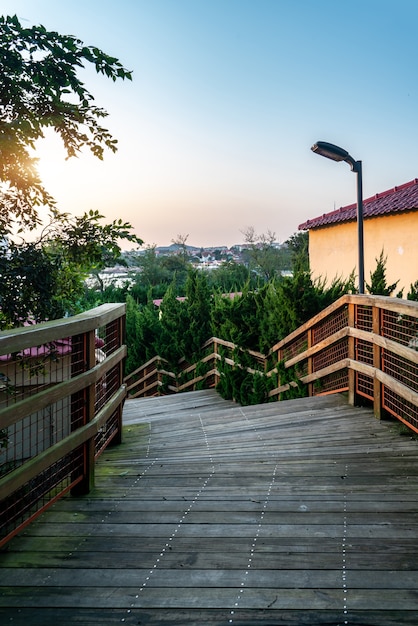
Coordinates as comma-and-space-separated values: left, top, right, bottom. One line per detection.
85, 242, 418, 378
83, 230, 348, 374
122, 268, 354, 375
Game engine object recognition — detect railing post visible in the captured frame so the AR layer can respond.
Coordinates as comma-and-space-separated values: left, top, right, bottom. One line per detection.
276, 346, 283, 389
214, 339, 220, 387
71, 329, 96, 495
372, 304, 382, 419
307, 329, 313, 397
347, 302, 356, 406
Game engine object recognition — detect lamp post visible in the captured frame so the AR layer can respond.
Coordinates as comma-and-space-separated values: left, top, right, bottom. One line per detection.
311, 141, 364, 294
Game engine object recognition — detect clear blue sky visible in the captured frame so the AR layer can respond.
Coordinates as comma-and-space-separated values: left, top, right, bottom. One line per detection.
4, 0, 418, 247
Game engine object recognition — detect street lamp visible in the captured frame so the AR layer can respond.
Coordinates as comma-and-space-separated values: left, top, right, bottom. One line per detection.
311, 141, 365, 294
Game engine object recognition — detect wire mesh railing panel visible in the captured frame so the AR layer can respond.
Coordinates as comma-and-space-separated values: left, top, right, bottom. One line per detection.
0, 445, 85, 546
0, 304, 126, 547
355, 338, 374, 365
95, 363, 121, 412
312, 306, 349, 344
356, 305, 373, 332
100, 319, 121, 356
381, 309, 418, 347
312, 339, 348, 372
382, 349, 418, 392
282, 333, 308, 362
356, 372, 374, 401
0, 399, 73, 476
313, 369, 349, 395
383, 387, 418, 433
295, 360, 308, 378
95, 410, 120, 458
0, 342, 73, 408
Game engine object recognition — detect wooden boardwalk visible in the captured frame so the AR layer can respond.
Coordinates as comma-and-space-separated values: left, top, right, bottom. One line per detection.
1, 390, 418, 625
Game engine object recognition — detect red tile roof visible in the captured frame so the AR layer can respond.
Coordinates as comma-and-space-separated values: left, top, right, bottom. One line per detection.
299, 178, 418, 230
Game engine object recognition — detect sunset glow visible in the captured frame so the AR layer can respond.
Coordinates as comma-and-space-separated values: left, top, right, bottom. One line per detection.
5, 0, 418, 248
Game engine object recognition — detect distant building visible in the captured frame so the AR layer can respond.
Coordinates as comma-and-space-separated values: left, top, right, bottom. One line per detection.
299, 178, 418, 293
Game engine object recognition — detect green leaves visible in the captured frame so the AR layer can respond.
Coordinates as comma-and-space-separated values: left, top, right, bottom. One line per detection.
366, 250, 399, 296
0, 210, 142, 329
0, 14, 133, 234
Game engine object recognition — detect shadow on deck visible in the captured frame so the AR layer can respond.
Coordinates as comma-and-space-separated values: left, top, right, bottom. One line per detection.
1, 390, 418, 625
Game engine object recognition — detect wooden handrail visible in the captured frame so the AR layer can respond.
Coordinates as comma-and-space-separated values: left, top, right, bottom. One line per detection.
0, 304, 127, 547
125, 294, 418, 434
0, 303, 126, 354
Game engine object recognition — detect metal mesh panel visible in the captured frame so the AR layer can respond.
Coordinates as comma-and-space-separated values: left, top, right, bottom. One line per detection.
312, 306, 349, 344
296, 361, 308, 378
0, 446, 84, 545
95, 363, 120, 412
101, 319, 120, 356
381, 309, 418, 347
0, 399, 73, 475
282, 333, 308, 361
95, 410, 120, 458
70, 390, 86, 431
356, 372, 374, 400
355, 338, 374, 365
383, 387, 418, 433
356, 305, 373, 332
382, 349, 418, 392
0, 342, 73, 408
312, 339, 348, 371
313, 369, 349, 395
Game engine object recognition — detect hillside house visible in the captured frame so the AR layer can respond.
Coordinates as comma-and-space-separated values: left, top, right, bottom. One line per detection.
299, 178, 418, 293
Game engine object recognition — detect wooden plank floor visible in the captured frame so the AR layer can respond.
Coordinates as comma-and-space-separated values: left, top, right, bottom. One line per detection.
1, 390, 418, 625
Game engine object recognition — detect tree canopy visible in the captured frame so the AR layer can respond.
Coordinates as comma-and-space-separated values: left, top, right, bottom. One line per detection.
0, 14, 132, 234
0, 15, 142, 328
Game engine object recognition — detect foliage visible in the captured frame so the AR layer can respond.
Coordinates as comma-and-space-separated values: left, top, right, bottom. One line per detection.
274, 360, 307, 401
215, 352, 275, 406
366, 250, 399, 296
0, 14, 132, 234
241, 227, 291, 281
286, 230, 309, 272
0, 241, 62, 328
134, 245, 171, 288
0, 16, 141, 328
271, 270, 355, 341
183, 270, 213, 359
407, 281, 418, 301
0, 211, 141, 329
256, 280, 284, 353
205, 260, 254, 292
211, 284, 265, 351
153, 280, 188, 368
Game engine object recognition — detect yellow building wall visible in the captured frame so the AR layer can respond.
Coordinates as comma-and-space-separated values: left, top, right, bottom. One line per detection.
308, 212, 418, 294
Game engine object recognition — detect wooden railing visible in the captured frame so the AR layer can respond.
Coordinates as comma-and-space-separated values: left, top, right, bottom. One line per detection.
125, 338, 266, 398
0, 304, 126, 547
3, 296, 417, 546
125, 294, 418, 433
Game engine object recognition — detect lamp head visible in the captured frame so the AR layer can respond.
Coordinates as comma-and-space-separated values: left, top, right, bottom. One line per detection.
311, 141, 350, 162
